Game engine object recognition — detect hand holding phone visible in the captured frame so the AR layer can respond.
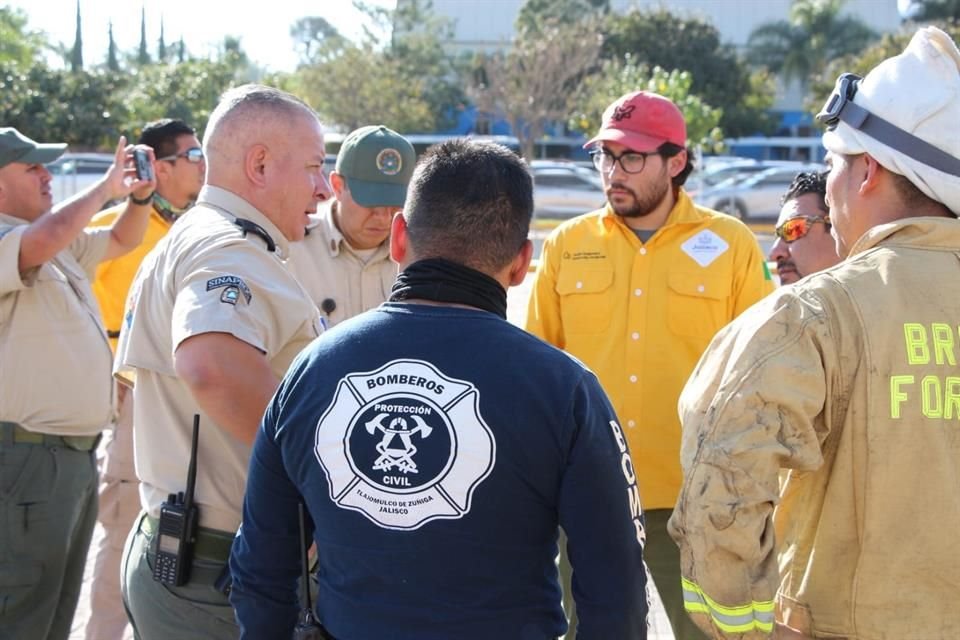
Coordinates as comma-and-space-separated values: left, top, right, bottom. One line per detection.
134, 148, 154, 182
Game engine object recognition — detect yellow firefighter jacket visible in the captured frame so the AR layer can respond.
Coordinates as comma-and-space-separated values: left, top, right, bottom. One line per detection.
669, 218, 960, 639
526, 192, 773, 508
89, 204, 173, 349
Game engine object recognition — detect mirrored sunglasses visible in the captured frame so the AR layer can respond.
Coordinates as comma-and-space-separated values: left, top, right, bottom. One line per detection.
158, 147, 204, 164
775, 216, 829, 243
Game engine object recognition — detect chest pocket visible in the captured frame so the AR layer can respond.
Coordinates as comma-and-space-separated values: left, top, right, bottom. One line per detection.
667, 271, 731, 337
556, 267, 614, 334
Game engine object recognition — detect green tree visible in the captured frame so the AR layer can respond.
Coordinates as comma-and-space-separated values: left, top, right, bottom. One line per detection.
473, 18, 602, 159
106, 21, 119, 71
293, 0, 467, 133
0, 63, 128, 148
0, 7, 47, 66
605, 9, 777, 137
570, 58, 724, 151
70, 0, 83, 72
137, 7, 150, 65
293, 43, 434, 132
912, 0, 960, 21
290, 16, 343, 65
382, 0, 468, 131
158, 17, 167, 63
515, 0, 609, 33
118, 57, 241, 139
748, 0, 877, 91
809, 22, 960, 114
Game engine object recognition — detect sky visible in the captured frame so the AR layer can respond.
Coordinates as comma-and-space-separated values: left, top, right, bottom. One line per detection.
8, 0, 397, 72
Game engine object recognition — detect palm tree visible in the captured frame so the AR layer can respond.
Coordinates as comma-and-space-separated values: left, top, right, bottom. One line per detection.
748, 0, 877, 91
913, 0, 960, 21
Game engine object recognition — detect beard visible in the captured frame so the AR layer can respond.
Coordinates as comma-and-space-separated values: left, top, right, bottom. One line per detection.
606, 167, 672, 219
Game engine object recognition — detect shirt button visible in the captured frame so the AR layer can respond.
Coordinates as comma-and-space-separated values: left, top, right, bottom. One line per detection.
631, 332, 640, 340
639, 248, 647, 255
634, 289, 642, 296
576, 281, 583, 289
629, 375, 637, 383
627, 420, 636, 428
697, 284, 705, 293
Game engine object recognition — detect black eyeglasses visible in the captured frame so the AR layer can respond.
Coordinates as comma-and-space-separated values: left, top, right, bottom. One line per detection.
589, 148, 654, 174
157, 147, 204, 164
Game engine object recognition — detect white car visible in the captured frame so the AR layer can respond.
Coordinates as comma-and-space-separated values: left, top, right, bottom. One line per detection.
47, 153, 115, 203
530, 160, 606, 219
693, 163, 825, 220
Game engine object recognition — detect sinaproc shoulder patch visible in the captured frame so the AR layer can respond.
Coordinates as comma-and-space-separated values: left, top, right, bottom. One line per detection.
205, 275, 252, 304
315, 359, 496, 530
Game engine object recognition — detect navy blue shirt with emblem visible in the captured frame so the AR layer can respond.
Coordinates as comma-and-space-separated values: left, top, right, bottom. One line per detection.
230, 303, 648, 639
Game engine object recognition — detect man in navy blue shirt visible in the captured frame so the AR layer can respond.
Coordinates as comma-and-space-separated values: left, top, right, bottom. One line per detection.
230, 139, 649, 639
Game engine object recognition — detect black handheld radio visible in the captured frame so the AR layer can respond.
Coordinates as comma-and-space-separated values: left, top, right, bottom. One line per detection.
293, 501, 331, 640
152, 414, 200, 586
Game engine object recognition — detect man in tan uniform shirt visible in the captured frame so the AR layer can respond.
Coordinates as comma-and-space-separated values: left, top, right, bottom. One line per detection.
290, 125, 414, 327
0, 128, 155, 640
84, 118, 206, 640
115, 85, 330, 639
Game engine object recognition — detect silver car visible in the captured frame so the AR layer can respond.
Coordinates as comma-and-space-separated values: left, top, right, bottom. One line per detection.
693, 163, 824, 220
47, 153, 115, 203
531, 160, 606, 219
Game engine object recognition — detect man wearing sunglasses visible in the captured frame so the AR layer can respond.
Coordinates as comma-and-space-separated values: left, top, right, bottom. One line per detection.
83, 118, 205, 640
769, 171, 840, 285
526, 90, 773, 640
671, 27, 960, 639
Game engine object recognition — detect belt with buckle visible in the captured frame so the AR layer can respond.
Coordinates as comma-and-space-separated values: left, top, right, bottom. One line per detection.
0, 421, 101, 451
141, 514, 234, 563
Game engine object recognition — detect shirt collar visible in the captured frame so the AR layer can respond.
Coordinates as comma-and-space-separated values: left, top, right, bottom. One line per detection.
0, 212, 28, 226
847, 216, 960, 256
197, 185, 291, 258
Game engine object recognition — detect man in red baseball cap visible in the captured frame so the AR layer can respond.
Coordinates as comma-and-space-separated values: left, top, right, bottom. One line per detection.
525, 90, 773, 639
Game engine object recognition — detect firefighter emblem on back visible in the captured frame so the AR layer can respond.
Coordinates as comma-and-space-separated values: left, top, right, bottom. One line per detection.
315, 359, 496, 530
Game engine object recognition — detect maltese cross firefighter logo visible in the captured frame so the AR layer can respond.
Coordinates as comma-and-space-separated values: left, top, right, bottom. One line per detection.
315, 359, 496, 530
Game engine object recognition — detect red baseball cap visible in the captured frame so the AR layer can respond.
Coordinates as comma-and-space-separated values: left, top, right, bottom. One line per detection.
584, 91, 687, 152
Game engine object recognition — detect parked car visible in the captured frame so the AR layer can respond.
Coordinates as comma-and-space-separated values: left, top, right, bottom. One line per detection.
47, 152, 115, 203
693, 163, 824, 220
530, 160, 605, 219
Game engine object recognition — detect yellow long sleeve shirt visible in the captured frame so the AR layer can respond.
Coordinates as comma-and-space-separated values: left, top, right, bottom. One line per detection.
89, 204, 174, 349
525, 191, 773, 508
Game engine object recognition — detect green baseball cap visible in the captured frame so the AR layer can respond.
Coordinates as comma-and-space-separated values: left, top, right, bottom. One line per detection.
0, 127, 67, 169
335, 125, 416, 207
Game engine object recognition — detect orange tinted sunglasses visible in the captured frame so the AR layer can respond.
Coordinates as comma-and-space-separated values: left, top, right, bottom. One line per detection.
775, 216, 829, 243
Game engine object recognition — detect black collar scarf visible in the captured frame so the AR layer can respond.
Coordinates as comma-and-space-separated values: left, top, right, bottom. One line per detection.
389, 258, 508, 319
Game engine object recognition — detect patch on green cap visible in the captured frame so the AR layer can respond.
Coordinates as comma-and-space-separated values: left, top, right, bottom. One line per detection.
336, 125, 416, 208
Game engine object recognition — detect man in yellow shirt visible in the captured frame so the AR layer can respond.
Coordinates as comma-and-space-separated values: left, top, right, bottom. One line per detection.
84, 119, 205, 640
525, 91, 773, 639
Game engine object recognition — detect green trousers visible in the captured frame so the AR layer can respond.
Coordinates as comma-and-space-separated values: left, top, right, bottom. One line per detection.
644, 508, 708, 640
121, 513, 238, 640
0, 433, 98, 640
